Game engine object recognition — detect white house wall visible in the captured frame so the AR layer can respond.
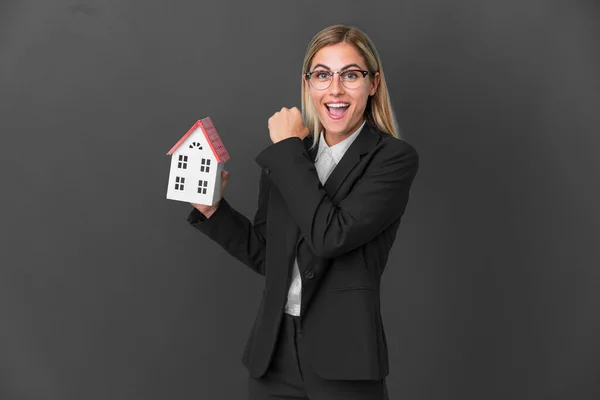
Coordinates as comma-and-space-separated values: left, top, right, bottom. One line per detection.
166, 129, 223, 206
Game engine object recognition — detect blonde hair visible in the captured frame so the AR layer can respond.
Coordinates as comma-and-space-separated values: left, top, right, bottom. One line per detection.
301, 25, 400, 150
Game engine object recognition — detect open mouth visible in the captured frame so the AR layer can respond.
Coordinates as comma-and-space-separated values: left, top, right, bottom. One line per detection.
325, 103, 349, 119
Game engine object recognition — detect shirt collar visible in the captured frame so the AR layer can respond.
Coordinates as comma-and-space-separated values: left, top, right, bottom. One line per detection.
316, 119, 366, 164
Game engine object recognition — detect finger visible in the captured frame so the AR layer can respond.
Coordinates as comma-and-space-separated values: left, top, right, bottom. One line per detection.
221, 171, 228, 189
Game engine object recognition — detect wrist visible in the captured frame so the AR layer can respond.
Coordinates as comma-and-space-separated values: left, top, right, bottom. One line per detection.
203, 203, 219, 218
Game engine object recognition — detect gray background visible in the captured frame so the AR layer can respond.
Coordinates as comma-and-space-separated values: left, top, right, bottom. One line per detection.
1, 0, 599, 399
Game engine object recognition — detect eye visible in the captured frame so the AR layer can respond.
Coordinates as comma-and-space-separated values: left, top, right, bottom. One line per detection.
342, 70, 360, 80
314, 71, 330, 80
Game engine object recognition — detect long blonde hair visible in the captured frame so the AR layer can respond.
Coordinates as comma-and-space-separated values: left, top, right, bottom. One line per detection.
301, 25, 400, 150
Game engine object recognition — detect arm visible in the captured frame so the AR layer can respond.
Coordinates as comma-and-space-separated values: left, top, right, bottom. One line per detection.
187, 169, 271, 275
255, 136, 418, 258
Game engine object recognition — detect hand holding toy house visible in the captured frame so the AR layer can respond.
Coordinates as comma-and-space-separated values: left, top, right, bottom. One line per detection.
166, 117, 230, 206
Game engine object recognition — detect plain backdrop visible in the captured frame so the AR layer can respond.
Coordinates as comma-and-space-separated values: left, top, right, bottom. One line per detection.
1, 0, 599, 399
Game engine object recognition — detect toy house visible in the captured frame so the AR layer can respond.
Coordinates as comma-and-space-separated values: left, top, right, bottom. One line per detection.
166, 117, 230, 206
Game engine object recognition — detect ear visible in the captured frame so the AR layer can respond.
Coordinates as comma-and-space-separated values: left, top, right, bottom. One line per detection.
369, 71, 380, 96
303, 74, 312, 92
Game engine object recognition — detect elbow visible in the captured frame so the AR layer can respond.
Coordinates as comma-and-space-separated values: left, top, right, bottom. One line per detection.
245, 244, 267, 276
255, 260, 266, 276
240, 257, 266, 276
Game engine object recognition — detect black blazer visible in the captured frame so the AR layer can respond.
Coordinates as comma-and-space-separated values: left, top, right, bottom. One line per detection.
188, 123, 419, 380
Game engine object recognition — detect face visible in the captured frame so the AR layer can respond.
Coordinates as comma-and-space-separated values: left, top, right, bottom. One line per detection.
306, 43, 380, 146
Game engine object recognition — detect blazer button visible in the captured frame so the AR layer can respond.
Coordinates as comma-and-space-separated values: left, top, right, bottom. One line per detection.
265, 167, 271, 174
304, 269, 315, 279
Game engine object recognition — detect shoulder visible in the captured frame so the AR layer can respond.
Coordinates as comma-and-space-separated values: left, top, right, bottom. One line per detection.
373, 129, 419, 165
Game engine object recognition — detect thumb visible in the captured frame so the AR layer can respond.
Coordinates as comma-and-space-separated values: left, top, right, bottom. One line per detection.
222, 170, 229, 188
217, 170, 228, 201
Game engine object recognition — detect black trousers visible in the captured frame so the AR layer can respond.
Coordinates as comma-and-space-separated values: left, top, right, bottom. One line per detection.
248, 313, 389, 400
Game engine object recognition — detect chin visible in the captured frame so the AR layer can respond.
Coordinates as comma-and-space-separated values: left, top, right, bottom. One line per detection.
323, 120, 357, 137
320, 115, 351, 132
324, 126, 347, 136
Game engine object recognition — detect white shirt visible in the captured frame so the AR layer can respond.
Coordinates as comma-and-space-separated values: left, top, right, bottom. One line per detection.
284, 119, 366, 316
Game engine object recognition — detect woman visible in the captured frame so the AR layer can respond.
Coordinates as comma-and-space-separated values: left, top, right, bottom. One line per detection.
188, 24, 419, 400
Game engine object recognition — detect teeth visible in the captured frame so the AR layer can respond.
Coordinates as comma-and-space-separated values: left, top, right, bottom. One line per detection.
326, 103, 349, 108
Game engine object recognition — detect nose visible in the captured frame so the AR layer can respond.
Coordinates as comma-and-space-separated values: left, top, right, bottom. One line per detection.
329, 73, 345, 94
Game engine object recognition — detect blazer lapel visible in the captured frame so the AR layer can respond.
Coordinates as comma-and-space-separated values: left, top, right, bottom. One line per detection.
302, 125, 380, 194
321, 123, 380, 201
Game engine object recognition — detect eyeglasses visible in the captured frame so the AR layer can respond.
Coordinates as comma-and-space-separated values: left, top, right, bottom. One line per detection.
304, 69, 374, 90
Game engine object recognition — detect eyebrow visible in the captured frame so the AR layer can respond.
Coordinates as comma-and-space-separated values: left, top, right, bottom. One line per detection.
311, 63, 363, 71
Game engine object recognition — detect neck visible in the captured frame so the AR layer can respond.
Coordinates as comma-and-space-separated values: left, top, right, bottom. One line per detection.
324, 118, 365, 146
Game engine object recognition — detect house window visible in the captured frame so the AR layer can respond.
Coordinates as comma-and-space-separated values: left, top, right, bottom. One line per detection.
175, 176, 185, 190
198, 180, 208, 194
178, 155, 188, 169
200, 158, 211, 173
189, 142, 203, 150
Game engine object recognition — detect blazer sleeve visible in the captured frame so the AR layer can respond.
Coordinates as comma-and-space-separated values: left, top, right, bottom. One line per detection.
255, 136, 418, 258
187, 169, 271, 275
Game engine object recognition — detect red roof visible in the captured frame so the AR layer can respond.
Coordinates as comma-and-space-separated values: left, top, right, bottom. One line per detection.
167, 117, 230, 163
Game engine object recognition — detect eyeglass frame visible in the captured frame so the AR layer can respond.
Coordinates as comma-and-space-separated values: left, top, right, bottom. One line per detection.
304, 69, 376, 90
